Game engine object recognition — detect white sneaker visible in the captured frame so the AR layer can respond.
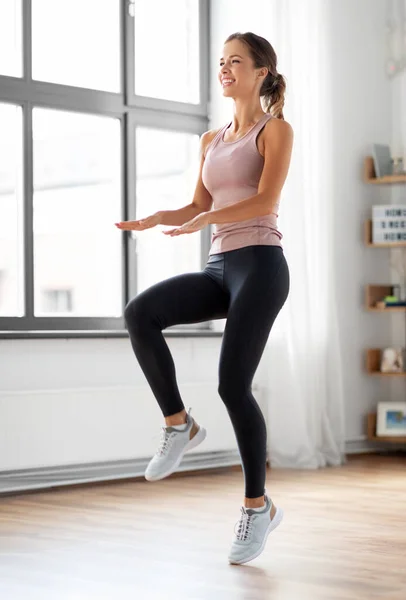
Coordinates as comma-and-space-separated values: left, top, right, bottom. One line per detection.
228, 492, 283, 565
145, 407, 206, 482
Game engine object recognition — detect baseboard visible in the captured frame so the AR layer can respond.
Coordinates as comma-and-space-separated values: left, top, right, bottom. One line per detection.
1, 438, 390, 495
345, 438, 396, 455
0, 449, 242, 495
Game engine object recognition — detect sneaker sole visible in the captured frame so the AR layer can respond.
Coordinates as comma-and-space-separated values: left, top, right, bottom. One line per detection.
145, 426, 207, 482
228, 506, 284, 565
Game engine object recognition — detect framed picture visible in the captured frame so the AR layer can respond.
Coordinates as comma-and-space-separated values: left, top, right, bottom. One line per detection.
376, 402, 406, 437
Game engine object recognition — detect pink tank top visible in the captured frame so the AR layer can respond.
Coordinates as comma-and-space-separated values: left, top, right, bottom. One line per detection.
202, 112, 283, 255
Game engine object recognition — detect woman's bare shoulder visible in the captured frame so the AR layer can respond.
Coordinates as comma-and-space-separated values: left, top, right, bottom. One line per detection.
201, 127, 223, 155
264, 117, 294, 138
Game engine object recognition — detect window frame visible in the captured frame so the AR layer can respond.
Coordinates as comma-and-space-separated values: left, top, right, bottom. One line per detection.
0, 0, 219, 339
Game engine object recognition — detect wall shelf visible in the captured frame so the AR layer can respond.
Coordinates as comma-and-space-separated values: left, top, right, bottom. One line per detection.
363, 165, 406, 446
364, 219, 406, 248
365, 349, 406, 376
365, 285, 406, 311
364, 156, 406, 184
367, 413, 406, 443
367, 307, 406, 312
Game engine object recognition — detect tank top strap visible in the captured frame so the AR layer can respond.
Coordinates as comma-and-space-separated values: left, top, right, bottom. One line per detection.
248, 113, 273, 136
246, 113, 273, 153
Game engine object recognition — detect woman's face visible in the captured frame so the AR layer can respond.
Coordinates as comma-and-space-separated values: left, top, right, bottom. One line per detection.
218, 40, 266, 100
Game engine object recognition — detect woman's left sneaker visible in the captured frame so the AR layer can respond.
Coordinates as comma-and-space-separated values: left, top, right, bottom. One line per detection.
144, 407, 206, 482
228, 493, 284, 565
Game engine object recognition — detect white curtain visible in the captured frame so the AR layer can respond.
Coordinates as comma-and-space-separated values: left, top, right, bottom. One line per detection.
262, 0, 346, 467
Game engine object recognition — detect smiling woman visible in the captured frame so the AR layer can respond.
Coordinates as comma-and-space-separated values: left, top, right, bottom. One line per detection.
120, 30, 293, 567
219, 32, 286, 119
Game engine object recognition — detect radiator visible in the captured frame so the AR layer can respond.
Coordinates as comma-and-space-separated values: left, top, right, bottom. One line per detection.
0, 383, 260, 493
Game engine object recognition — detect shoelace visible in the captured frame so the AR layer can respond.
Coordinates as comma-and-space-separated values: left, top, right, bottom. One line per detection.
156, 427, 174, 456
234, 507, 254, 541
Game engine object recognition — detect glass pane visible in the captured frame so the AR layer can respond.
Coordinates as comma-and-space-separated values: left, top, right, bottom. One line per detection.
0, 103, 23, 317
134, 0, 200, 103
32, 0, 120, 92
33, 108, 122, 317
0, 0, 22, 77
136, 128, 201, 293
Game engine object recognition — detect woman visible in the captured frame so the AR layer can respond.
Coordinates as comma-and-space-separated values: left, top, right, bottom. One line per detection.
115, 31, 293, 565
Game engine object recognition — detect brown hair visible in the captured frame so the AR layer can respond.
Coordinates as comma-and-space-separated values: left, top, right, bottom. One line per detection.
225, 32, 286, 120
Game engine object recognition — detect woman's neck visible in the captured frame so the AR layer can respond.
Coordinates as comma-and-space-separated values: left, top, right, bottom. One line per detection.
230, 102, 266, 132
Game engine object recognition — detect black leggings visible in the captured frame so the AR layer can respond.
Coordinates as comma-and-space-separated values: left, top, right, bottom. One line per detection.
124, 245, 290, 498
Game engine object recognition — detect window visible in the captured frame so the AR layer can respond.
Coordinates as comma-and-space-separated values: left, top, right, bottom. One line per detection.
0, 270, 6, 313
135, 127, 201, 292
0, 1, 22, 77
33, 108, 122, 317
133, 0, 200, 104
0, 0, 210, 337
0, 103, 23, 318
32, 0, 121, 92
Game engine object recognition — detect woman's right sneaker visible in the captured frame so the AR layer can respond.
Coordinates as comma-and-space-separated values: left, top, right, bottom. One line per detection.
144, 407, 206, 481
228, 492, 284, 565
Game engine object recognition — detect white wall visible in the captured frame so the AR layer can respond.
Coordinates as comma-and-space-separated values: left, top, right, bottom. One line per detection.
0, 1, 398, 481
390, 66, 406, 404
392, 70, 406, 157
327, 0, 393, 438
0, 334, 260, 473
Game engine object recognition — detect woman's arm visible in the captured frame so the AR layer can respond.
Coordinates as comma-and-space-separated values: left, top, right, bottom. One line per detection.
158, 130, 217, 226
206, 119, 294, 225
116, 131, 217, 231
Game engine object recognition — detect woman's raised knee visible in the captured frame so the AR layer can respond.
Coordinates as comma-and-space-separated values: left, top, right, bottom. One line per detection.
124, 296, 155, 334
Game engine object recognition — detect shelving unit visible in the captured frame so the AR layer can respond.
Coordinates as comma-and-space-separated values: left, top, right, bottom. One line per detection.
364, 156, 406, 443
365, 285, 406, 312
364, 219, 406, 248
364, 156, 406, 185
367, 413, 406, 443
366, 349, 406, 376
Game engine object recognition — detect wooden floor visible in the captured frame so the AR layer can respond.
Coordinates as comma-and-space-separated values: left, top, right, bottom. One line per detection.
0, 454, 405, 600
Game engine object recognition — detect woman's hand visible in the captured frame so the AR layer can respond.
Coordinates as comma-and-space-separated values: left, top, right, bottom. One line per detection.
115, 212, 162, 231
162, 212, 211, 236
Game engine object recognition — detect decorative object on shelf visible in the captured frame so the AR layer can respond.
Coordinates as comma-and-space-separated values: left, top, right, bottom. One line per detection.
389, 248, 406, 299
385, 0, 406, 78
392, 156, 405, 175
380, 347, 404, 373
372, 144, 393, 177
384, 294, 400, 304
372, 206, 406, 244
376, 294, 403, 307
365, 284, 406, 310
365, 219, 406, 247
374, 297, 406, 308
366, 348, 406, 376
376, 402, 406, 437
367, 412, 406, 442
